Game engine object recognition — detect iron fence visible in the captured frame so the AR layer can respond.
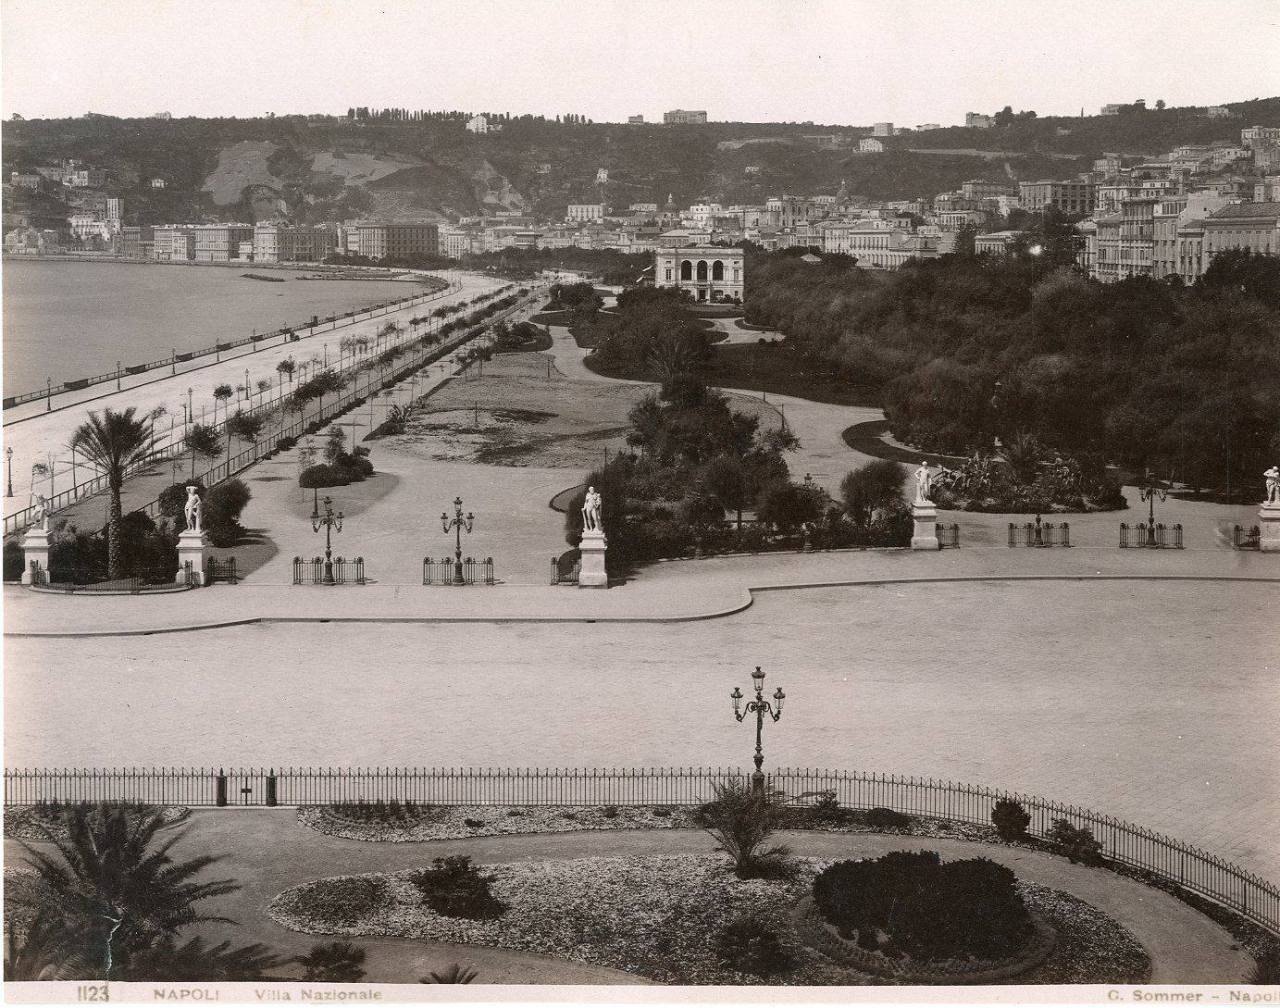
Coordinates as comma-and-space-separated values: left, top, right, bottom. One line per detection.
1233, 525, 1261, 550
204, 557, 239, 585
4, 764, 1275, 937
1008, 520, 1070, 547
292, 556, 365, 585
1119, 522, 1184, 548
423, 556, 495, 585
37, 563, 186, 594
935, 522, 960, 548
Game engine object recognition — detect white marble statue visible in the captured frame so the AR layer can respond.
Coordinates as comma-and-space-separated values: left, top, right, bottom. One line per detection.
582, 486, 603, 533
184, 485, 202, 532
33, 494, 49, 532
1266, 465, 1280, 505
914, 462, 934, 505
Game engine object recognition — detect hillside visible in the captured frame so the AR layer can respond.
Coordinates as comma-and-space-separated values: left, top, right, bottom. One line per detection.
3, 98, 1277, 227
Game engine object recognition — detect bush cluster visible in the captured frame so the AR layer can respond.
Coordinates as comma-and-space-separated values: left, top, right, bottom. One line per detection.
410, 856, 506, 920
812, 850, 1033, 961
158, 478, 252, 548
287, 876, 391, 928
715, 914, 796, 978
992, 799, 1031, 841
1047, 818, 1104, 865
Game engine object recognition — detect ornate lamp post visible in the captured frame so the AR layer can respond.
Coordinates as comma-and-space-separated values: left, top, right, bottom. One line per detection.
1138, 470, 1168, 546
5, 446, 12, 498
310, 495, 344, 585
730, 666, 786, 793
441, 496, 474, 585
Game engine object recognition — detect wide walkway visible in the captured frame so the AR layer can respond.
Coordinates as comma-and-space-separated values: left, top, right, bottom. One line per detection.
4, 811, 1254, 984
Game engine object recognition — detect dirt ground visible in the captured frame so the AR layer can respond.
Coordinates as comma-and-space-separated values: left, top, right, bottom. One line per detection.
379, 350, 783, 468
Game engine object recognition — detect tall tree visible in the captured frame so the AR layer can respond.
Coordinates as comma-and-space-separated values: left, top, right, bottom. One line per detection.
68, 408, 158, 578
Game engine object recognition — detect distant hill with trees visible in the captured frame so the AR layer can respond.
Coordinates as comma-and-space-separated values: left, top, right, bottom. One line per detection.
4, 97, 1277, 227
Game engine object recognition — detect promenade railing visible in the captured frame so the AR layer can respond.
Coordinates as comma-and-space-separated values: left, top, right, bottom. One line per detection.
4, 287, 531, 538
5, 764, 1275, 936
2, 279, 450, 410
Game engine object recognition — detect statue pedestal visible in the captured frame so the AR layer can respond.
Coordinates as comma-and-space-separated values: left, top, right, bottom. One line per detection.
910, 501, 939, 551
19, 527, 51, 585
578, 529, 608, 588
176, 529, 209, 585
1260, 503, 1280, 553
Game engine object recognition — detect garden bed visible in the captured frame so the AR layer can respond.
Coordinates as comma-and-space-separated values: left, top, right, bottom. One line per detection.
298, 803, 997, 844
267, 855, 1149, 986
4, 803, 190, 841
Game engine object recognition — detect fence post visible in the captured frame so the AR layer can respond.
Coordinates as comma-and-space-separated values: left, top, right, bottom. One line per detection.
266, 769, 278, 807
215, 769, 228, 807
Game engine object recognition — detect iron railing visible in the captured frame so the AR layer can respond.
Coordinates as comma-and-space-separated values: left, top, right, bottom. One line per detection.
4, 764, 1275, 937
3, 283, 530, 538
2, 281, 451, 410
935, 522, 960, 548
1233, 525, 1261, 550
1008, 520, 1070, 547
1120, 522, 1184, 548
292, 556, 365, 585
423, 556, 495, 585
36, 563, 189, 594
204, 557, 239, 584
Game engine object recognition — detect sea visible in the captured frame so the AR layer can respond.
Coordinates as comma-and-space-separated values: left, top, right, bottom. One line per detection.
1, 258, 427, 397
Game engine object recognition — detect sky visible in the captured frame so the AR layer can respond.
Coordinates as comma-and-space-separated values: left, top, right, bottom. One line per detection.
2, 0, 1278, 125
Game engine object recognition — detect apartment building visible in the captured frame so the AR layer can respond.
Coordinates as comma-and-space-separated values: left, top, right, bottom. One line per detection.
663, 109, 708, 124
1018, 180, 1096, 215
1202, 202, 1280, 262
566, 203, 605, 223
818, 220, 938, 269
965, 113, 993, 128
858, 138, 885, 153
872, 122, 894, 137
192, 223, 254, 262
352, 222, 439, 259
252, 222, 337, 262
152, 225, 194, 261
974, 231, 1024, 256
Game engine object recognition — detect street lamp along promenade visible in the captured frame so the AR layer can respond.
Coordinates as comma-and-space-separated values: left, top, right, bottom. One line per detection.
1138, 469, 1168, 547
310, 495, 344, 586
441, 496, 474, 585
731, 666, 786, 793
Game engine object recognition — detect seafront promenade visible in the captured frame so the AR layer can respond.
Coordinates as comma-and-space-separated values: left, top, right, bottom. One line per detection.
1, 270, 503, 527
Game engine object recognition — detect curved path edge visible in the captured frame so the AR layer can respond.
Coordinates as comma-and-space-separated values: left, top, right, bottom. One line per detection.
7, 572, 1280, 638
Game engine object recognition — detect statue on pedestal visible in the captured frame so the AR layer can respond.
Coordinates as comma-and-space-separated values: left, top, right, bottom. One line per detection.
33, 495, 49, 532
582, 486, 603, 533
1265, 465, 1280, 505
184, 485, 202, 533
914, 462, 934, 505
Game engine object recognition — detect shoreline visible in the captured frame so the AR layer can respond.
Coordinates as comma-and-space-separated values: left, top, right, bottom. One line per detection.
2, 262, 449, 408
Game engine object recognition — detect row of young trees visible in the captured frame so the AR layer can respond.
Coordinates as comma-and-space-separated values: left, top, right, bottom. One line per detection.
745, 243, 1280, 497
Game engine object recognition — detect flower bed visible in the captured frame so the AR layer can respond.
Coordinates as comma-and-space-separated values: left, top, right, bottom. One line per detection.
298, 803, 997, 844
268, 855, 1148, 986
3, 803, 190, 841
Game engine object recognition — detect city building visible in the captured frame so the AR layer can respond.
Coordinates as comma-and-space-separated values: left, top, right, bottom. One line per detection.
872, 122, 894, 137
438, 228, 484, 259
960, 179, 1014, 200
628, 115, 644, 124
654, 245, 744, 302
153, 111, 172, 120
1242, 126, 1280, 149
353, 221, 439, 259
252, 222, 337, 262
105, 198, 123, 230
916, 123, 942, 131
858, 138, 885, 153
566, 203, 605, 223
120, 225, 154, 259
192, 223, 254, 262
9, 171, 41, 190
1201, 202, 1280, 263
1100, 103, 1124, 116
150, 178, 166, 189
974, 230, 1024, 256
819, 219, 937, 268
629, 202, 658, 213
1204, 106, 1231, 119
663, 109, 708, 124
152, 225, 194, 261
965, 112, 994, 128
66, 167, 107, 188
1018, 179, 1096, 215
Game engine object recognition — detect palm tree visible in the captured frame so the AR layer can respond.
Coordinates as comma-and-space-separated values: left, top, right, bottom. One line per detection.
212, 384, 233, 425
295, 941, 366, 982
69, 408, 158, 578
4, 911, 93, 980
19, 804, 240, 980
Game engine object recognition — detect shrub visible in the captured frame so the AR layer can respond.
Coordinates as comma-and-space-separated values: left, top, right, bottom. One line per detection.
158, 479, 205, 521
601, 804, 620, 819
4, 539, 26, 581
864, 806, 912, 829
715, 914, 796, 978
464, 818, 485, 828
421, 963, 479, 984
287, 876, 390, 927
299, 463, 351, 488
1047, 818, 1104, 865
652, 806, 672, 818
295, 941, 367, 982
693, 781, 793, 880
992, 799, 1032, 841
410, 856, 506, 919
813, 851, 1032, 961
204, 479, 252, 548
1250, 948, 1280, 985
